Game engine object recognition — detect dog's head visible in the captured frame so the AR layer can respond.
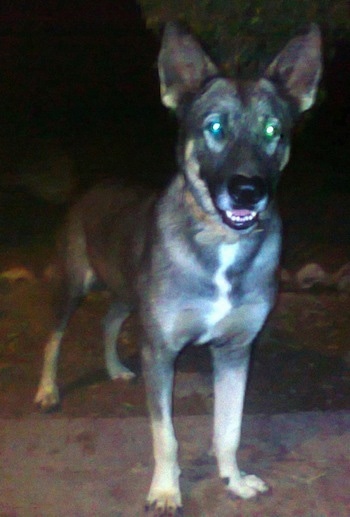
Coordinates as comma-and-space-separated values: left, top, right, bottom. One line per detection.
158, 23, 322, 232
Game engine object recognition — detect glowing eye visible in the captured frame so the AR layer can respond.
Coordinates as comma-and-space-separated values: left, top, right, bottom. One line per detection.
263, 118, 281, 140
211, 121, 222, 133
265, 124, 276, 137
205, 117, 226, 141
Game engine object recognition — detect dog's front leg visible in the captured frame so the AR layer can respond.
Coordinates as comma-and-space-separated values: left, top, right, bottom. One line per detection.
142, 342, 182, 515
211, 342, 269, 499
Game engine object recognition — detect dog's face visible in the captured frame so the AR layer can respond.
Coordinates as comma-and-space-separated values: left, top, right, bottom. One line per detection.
159, 23, 322, 232
183, 77, 292, 230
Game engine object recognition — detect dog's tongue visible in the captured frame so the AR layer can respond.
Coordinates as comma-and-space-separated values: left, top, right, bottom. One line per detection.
231, 209, 252, 217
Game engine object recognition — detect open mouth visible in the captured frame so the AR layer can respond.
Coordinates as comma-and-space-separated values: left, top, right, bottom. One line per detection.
221, 208, 258, 230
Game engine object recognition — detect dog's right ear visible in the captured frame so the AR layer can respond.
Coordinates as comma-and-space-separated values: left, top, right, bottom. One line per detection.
265, 24, 322, 113
158, 22, 218, 110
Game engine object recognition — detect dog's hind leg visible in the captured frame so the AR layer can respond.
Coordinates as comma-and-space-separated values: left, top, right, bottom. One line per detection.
34, 287, 81, 411
34, 263, 95, 411
103, 302, 134, 380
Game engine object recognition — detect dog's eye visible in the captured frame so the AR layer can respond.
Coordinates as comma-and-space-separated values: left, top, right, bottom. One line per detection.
207, 120, 225, 139
203, 116, 227, 152
263, 118, 281, 140
204, 117, 226, 141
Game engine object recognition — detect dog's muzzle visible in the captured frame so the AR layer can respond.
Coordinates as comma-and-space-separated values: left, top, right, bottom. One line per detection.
219, 175, 269, 230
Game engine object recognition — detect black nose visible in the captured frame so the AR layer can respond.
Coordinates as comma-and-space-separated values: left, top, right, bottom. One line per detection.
227, 175, 268, 208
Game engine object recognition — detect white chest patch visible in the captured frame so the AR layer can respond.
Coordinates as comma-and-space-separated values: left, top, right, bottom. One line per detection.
199, 243, 239, 342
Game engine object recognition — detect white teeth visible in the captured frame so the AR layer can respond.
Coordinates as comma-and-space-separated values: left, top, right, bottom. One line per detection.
225, 211, 257, 223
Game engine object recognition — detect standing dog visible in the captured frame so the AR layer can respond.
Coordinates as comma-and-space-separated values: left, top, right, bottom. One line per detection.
35, 23, 321, 515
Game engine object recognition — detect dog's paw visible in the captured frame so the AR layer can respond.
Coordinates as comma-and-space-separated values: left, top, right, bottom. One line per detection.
145, 487, 182, 517
145, 490, 182, 516
34, 384, 60, 411
223, 473, 269, 499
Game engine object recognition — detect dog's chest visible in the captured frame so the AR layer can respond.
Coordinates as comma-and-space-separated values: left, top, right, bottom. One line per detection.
198, 243, 239, 342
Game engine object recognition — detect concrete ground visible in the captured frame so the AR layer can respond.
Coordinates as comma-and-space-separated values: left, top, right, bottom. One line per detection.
1, 411, 349, 516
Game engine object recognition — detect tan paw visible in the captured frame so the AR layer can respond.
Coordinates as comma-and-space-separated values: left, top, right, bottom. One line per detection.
145, 490, 183, 516
34, 384, 60, 411
224, 473, 269, 499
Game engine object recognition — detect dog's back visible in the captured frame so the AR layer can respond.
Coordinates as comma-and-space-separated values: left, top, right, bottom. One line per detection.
55, 183, 155, 299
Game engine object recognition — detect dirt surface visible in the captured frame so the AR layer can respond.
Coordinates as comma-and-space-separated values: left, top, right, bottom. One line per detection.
1, 412, 349, 516
0, 256, 349, 419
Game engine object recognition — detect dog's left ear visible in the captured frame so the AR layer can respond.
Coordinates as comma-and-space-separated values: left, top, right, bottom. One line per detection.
265, 24, 322, 113
158, 22, 218, 110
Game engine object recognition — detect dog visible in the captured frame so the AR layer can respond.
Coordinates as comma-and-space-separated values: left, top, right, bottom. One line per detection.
35, 22, 322, 515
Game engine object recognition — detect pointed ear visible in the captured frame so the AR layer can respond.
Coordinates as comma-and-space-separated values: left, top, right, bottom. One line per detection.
158, 22, 218, 110
265, 24, 322, 113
